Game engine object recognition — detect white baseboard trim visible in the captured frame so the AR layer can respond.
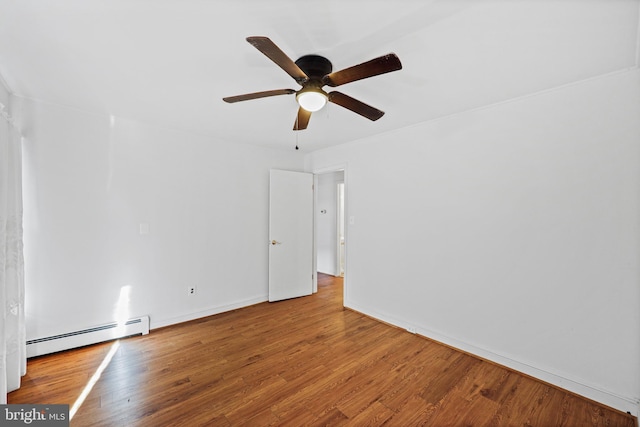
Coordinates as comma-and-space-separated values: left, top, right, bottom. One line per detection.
318, 270, 341, 277
345, 302, 639, 417
150, 295, 268, 330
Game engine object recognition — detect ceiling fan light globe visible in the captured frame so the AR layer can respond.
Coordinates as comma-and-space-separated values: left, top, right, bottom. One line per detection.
296, 91, 327, 112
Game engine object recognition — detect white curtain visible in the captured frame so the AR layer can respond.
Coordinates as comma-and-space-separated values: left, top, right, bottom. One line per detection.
0, 103, 26, 403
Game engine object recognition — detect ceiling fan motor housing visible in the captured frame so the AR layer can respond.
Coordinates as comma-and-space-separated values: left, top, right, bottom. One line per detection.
295, 55, 333, 80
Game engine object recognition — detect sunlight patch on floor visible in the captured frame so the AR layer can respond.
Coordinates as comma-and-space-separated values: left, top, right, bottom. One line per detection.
69, 340, 120, 420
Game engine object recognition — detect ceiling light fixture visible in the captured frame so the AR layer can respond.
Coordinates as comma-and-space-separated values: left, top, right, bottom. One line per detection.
296, 87, 327, 112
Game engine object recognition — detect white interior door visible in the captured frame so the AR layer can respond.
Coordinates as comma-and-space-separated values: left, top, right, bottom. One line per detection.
269, 169, 314, 302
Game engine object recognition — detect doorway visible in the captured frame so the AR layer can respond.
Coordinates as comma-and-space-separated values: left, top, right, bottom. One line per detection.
315, 169, 346, 281
337, 182, 345, 277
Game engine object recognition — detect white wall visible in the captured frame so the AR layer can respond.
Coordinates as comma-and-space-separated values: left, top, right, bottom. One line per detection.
316, 171, 344, 275
20, 97, 304, 338
305, 69, 640, 414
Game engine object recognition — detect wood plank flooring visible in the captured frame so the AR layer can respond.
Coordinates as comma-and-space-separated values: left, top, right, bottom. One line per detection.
9, 274, 637, 426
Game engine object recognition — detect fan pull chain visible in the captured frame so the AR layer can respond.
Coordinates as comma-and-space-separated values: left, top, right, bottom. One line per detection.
295, 113, 299, 150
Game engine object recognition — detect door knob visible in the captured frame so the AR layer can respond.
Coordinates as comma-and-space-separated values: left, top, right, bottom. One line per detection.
271, 240, 282, 245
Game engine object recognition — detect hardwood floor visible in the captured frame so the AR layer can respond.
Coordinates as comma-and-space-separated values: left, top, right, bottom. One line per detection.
9, 274, 636, 426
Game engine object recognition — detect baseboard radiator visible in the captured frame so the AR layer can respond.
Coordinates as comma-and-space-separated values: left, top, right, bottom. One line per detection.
26, 316, 150, 358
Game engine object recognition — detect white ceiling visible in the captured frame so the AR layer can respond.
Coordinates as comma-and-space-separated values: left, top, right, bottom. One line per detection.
0, 0, 638, 152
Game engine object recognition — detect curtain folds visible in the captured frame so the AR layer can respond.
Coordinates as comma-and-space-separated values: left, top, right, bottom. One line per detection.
0, 106, 26, 403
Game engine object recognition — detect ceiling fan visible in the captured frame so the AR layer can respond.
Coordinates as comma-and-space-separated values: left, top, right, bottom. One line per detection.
223, 36, 402, 131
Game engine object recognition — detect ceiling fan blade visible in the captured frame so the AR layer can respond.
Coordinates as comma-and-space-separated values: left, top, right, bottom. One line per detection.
328, 92, 385, 121
223, 89, 296, 103
323, 53, 402, 87
246, 36, 309, 84
293, 107, 311, 131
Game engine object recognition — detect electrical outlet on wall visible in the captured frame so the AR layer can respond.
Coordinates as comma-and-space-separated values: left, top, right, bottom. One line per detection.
187, 286, 196, 296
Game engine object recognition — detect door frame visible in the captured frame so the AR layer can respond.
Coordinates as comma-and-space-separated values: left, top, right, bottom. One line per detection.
313, 163, 348, 302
